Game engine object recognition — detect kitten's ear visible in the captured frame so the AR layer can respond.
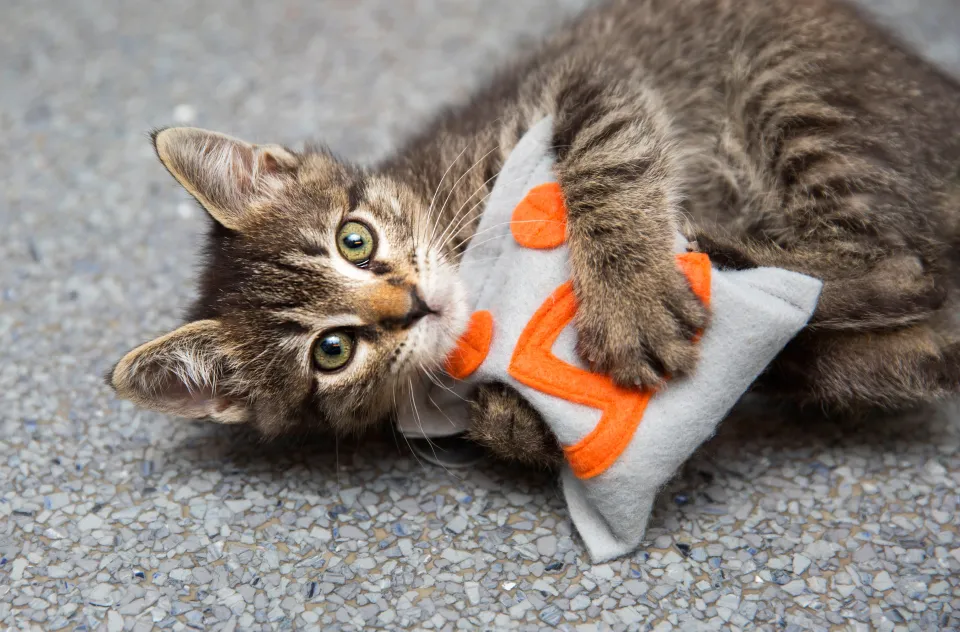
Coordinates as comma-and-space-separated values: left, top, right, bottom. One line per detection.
108, 320, 250, 424
152, 127, 299, 230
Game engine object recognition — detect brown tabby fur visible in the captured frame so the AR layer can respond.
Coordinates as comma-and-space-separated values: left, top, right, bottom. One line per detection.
110, 0, 960, 468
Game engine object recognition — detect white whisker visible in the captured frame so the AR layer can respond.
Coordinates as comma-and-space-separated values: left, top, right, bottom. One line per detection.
425, 142, 474, 247
433, 144, 501, 246
433, 163, 503, 252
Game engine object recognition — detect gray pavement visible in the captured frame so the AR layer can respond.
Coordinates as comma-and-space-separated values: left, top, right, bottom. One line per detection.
1, 1, 958, 630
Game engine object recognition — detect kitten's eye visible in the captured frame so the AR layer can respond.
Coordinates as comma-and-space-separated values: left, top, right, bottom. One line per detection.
312, 330, 355, 371
337, 221, 375, 266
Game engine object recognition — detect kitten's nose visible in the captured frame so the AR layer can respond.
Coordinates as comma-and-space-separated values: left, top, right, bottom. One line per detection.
368, 284, 436, 330
403, 289, 436, 327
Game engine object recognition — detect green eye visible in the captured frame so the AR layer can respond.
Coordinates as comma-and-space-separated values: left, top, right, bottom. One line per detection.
337, 221, 375, 265
312, 330, 356, 371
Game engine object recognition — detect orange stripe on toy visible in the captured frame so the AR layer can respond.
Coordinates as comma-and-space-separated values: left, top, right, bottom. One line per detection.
676, 251, 711, 307
507, 282, 653, 479
445, 310, 494, 380
510, 182, 568, 249
508, 252, 712, 479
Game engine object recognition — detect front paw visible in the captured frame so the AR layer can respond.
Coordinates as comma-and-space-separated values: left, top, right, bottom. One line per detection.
575, 268, 709, 388
467, 383, 563, 469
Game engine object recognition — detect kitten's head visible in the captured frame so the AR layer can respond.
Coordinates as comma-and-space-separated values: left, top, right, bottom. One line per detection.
109, 128, 468, 436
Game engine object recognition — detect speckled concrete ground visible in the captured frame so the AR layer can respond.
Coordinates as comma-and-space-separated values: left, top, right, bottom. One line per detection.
2, 1, 959, 631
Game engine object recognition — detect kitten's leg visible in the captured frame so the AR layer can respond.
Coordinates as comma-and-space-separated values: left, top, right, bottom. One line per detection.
551, 82, 709, 388
689, 82, 959, 409
687, 228, 948, 331
757, 324, 960, 412
747, 71, 953, 330
467, 382, 563, 468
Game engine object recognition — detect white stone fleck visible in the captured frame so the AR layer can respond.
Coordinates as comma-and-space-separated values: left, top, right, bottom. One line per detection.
782, 580, 806, 596
591, 564, 615, 580
465, 582, 481, 605
355, 557, 377, 571
78, 514, 103, 531
10, 558, 28, 581
445, 515, 468, 534
107, 611, 124, 632
623, 580, 648, 596
872, 571, 894, 592
441, 549, 471, 564
224, 499, 252, 513
929, 581, 949, 596
45, 493, 70, 510
532, 579, 558, 596
804, 541, 839, 561
536, 535, 557, 557
616, 607, 645, 625
806, 577, 827, 594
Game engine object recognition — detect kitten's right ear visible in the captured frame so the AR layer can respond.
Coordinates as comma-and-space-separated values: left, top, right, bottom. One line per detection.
152, 127, 299, 230
108, 320, 250, 424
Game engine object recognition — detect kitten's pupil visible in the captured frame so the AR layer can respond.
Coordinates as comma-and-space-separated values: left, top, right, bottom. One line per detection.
320, 335, 344, 356
343, 233, 364, 250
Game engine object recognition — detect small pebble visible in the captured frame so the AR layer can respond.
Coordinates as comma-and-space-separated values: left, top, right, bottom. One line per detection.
536, 535, 558, 557
872, 571, 894, 592
445, 515, 468, 534
538, 605, 562, 627
782, 580, 806, 596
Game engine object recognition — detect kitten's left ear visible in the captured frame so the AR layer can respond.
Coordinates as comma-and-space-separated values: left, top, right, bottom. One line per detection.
108, 320, 250, 424
152, 127, 299, 230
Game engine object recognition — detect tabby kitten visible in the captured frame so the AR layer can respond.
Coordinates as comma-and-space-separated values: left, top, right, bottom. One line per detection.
110, 0, 960, 467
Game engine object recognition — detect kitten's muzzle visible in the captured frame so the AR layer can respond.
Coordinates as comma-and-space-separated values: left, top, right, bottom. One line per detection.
366, 284, 437, 330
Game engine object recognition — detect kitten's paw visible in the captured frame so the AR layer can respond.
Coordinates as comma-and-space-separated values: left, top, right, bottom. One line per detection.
575, 268, 709, 388
467, 383, 563, 468
682, 228, 761, 270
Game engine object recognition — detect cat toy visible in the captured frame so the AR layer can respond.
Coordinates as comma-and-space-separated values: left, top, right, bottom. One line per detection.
398, 117, 822, 562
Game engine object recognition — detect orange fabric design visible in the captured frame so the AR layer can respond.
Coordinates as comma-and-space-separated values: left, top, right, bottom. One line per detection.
445, 310, 494, 380
676, 252, 711, 310
508, 252, 712, 479
510, 182, 568, 249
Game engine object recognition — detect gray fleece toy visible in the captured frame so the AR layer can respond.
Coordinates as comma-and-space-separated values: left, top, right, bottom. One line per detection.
398, 117, 822, 562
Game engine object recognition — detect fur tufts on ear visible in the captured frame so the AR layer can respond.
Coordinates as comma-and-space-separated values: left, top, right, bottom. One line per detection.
109, 320, 250, 424
152, 127, 299, 230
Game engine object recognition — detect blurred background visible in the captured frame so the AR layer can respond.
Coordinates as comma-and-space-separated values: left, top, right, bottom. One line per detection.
2, 1, 959, 631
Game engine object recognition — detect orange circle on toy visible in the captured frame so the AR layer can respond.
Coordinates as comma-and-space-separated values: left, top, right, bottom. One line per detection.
511, 182, 568, 249
445, 310, 494, 380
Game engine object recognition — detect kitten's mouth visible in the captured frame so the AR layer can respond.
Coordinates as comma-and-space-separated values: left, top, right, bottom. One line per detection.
417, 286, 469, 359
411, 254, 470, 367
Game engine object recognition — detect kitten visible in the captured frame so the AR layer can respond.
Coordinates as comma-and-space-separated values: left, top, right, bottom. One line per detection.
109, 0, 960, 467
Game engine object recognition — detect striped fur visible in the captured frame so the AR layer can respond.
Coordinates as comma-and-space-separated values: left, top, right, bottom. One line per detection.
111, 0, 960, 457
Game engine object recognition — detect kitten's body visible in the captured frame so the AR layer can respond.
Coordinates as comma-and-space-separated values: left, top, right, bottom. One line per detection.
111, 0, 960, 466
